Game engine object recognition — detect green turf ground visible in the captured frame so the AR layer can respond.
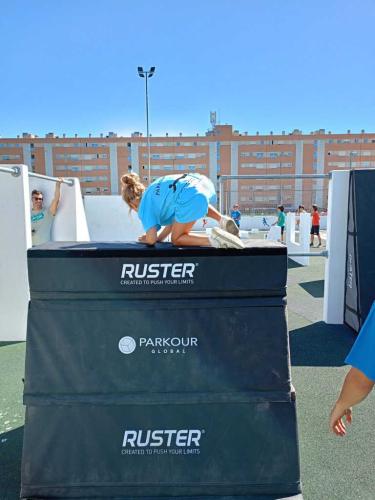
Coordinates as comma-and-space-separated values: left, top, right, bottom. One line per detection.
0, 255, 374, 500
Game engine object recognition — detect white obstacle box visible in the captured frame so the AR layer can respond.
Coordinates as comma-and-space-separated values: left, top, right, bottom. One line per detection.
29, 176, 90, 242
286, 212, 310, 266
0, 165, 32, 341
266, 225, 281, 241
193, 215, 278, 231
84, 195, 144, 241
0, 165, 89, 341
323, 170, 350, 324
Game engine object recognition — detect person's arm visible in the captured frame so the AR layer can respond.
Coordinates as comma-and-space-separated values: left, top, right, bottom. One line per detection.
49, 178, 63, 216
138, 227, 158, 246
157, 225, 172, 242
329, 367, 374, 436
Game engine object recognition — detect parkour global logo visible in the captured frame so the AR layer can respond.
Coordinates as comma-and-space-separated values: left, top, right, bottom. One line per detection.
118, 336, 137, 354
118, 336, 198, 355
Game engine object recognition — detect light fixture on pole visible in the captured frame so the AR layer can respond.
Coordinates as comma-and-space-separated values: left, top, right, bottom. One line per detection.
137, 66, 155, 185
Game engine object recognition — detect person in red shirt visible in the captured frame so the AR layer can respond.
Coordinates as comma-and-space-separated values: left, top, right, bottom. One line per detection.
310, 204, 322, 247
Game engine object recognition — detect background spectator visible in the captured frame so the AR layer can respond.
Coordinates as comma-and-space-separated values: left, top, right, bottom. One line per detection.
230, 203, 241, 228
310, 204, 322, 247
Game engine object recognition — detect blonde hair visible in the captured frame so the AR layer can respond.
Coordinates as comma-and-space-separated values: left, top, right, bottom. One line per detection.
121, 173, 145, 209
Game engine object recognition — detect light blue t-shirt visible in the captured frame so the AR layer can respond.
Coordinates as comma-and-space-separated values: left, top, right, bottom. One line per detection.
345, 301, 375, 381
138, 175, 182, 232
137, 174, 216, 233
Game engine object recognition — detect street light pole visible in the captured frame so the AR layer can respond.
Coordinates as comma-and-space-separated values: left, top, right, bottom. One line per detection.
137, 66, 155, 185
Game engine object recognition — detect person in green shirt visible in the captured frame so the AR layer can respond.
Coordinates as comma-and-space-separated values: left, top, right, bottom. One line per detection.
272, 204, 286, 243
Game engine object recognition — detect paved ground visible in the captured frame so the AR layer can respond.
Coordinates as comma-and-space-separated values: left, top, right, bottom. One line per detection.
288, 255, 374, 500
0, 254, 374, 499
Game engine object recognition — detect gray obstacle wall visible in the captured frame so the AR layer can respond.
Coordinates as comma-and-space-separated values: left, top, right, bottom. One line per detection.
21, 241, 302, 499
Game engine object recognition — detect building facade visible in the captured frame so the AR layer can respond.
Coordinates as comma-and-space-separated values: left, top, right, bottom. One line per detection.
1, 125, 375, 212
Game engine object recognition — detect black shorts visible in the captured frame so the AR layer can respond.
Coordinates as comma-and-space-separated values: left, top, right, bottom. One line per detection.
310, 225, 320, 235
281, 226, 285, 235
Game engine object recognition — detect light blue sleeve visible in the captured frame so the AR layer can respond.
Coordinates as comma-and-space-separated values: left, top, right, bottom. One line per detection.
138, 195, 161, 232
345, 302, 375, 381
141, 212, 161, 233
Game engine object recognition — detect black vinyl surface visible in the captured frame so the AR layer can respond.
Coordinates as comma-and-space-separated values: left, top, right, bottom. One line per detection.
27, 240, 287, 299
24, 298, 291, 398
21, 402, 301, 498
28, 240, 287, 257
22, 242, 301, 499
344, 170, 375, 331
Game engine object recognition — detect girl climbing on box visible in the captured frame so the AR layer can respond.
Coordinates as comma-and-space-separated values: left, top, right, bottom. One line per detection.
121, 172, 244, 249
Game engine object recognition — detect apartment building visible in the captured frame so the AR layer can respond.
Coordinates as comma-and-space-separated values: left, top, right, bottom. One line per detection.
1, 125, 375, 212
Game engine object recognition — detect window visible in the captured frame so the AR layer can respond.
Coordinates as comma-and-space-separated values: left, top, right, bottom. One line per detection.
240, 162, 293, 169
142, 153, 206, 160
0, 154, 21, 160
328, 149, 375, 157
0, 143, 21, 148
240, 151, 293, 159
149, 142, 175, 147
54, 143, 108, 148
55, 153, 108, 160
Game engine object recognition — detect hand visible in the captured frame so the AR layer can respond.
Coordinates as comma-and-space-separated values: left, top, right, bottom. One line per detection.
329, 402, 352, 436
57, 177, 63, 184
138, 234, 147, 243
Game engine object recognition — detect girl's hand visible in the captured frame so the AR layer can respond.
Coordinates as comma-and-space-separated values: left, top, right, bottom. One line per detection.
138, 228, 157, 245
329, 402, 352, 436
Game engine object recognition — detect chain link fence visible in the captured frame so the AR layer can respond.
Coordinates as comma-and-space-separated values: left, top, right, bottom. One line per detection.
219, 177, 329, 216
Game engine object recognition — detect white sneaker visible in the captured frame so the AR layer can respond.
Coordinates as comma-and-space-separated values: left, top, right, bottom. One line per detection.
219, 216, 240, 236
209, 227, 245, 249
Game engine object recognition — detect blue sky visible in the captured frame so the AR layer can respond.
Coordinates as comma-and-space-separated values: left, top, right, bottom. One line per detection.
1, 0, 375, 137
